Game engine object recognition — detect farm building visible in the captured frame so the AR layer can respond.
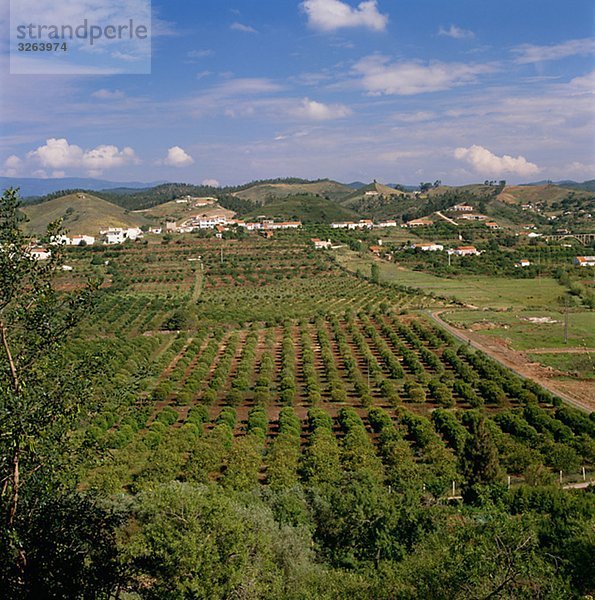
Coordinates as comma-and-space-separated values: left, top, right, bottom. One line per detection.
375, 220, 397, 228
264, 221, 302, 230
574, 256, 595, 267
331, 222, 358, 230
452, 246, 481, 256
311, 238, 332, 250
515, 259, 531, 268
412, 243, 444, 252
403, 217, 432, 228
29, 248, 51, 260
100, 227, 143, 245
71, 235, 96, 246
452, 203, 474, 212
458, 214, 488, 221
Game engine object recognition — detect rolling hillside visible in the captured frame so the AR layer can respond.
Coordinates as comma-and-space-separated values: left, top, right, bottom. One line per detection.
243, 195, 361, 223
497, 184, 593, 208
339, 181, 407, 206
23, 192, 149, 236
233, 179, 353, 203
137, 199, 235, 222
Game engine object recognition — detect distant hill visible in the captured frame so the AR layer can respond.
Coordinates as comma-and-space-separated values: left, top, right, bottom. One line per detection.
496, 184, 593, 208
341, 182, 407, 205
22, 192, 149, 236
243, 195, 361, 224
233, 180, 353, 204
557, 180, 595, 193
137, 199, 235, 222
2, 177, 167, 198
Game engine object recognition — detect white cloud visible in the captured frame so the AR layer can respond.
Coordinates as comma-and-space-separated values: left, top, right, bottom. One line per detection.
560, 161, 595, 178
161, 146, 195, 167
274, 130, 311, 141
513, 38, 595, 64
230, 22, 258, 33
187, 49, 214, 59
353, 55, 494, 95
438, 25, 475, 40
92, 89, 126, 100
26, 138, 140, 175
454, 145, 541, 177
202, 179, 220, 187
301, 0, 388, 32
392, 111, 437, 123
1, 155, 23, 177
569, 69, 595, 92
290, 98, 352, 120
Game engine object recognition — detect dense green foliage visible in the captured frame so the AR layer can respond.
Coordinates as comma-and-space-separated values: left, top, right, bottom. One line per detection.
1, 188, 593, 598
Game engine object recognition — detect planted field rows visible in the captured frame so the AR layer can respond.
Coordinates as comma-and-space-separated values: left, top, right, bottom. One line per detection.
82, 312, 595, 496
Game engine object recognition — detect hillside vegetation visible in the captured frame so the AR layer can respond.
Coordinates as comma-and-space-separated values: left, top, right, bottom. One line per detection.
497, 184, 593, 208
137, 199, 235, 222
233, 179, 353, 203
243, 194, 361, 223
22, 192, 148, 235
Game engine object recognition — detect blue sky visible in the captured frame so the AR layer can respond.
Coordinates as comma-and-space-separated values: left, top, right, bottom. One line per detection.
1, 0, 594, 185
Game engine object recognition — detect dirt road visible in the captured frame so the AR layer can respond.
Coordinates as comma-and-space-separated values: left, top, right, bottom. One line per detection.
426, 310, 594, 413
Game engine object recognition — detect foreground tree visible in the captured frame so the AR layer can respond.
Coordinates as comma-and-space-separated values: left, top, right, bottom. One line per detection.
0, 188, 99, 594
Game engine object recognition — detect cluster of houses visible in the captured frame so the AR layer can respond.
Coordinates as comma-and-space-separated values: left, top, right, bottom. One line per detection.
405, 242, 481, 256
330, 219, 397, 229
175, 195, 218, 206
51, 227, 147, 247
168, 216, 302, 235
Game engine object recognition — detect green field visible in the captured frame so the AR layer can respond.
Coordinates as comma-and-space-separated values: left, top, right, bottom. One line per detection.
442, 309, 595, 350
527, 352, 595, 380
335, 249, 567, 309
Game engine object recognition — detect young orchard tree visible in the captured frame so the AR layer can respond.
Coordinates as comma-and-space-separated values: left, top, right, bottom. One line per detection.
0, 189, 98, 590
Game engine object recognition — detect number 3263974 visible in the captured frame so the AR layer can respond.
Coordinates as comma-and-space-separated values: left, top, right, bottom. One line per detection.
17, 42, 68, 52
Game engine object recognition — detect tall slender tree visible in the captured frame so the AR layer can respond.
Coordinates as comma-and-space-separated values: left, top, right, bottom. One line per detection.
0, 188, 98, 591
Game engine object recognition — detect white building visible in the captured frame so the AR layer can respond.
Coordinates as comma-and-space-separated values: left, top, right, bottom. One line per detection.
70, 234, 95, 246
515, 259, 531, 268
29, 248, 51, 260
452, 204, 474, 212
192, 215, 228, 229
458, 214, 488, 221
452, 246, 481, 256
100, 227, 143, 245
413, 243, 444, 252
375, 220, 397, 228
403, 218, 432, 228
330, 222, 354, 229
311, 238, 332, 250
574, 256, 595, 267
263, 221, 302, 230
